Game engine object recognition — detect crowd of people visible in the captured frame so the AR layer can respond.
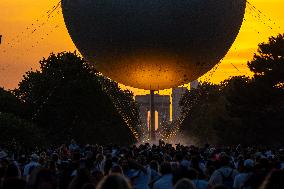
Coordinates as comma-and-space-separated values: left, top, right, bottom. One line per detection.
0, 140, 283, 189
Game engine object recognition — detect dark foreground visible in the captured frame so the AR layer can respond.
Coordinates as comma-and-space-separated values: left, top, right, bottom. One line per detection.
0, 141, 283, 189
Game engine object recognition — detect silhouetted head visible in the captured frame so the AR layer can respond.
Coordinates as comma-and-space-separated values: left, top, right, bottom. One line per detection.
259, 170, 284, 189
174, 153, 184, 162
69, 168, 93, 189
30, 154, 39, 162
96, 174, 132, 189
174, 178, 196, 189
219, 155, 231, 167
187, 168, 199, 180
160, 162, 172, 175
150, 160, 159, 172
27, 168, 57, 189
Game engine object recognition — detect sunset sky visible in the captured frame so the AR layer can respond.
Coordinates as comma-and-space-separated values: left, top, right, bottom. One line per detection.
0, 0, 283, 95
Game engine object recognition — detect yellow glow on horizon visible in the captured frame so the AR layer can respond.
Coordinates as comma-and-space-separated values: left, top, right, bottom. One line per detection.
0, 0, 283, 96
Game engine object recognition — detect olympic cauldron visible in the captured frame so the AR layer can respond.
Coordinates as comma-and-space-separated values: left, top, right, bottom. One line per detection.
62, 0, 246, 90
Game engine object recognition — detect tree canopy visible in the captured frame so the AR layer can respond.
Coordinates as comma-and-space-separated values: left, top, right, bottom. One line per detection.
248, 34, 284, 87
1, 52, 141, 146
180, 34, 284, 146
0, 112, 42, 148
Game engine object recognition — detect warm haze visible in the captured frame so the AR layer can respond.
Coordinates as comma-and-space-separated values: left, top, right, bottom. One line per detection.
0, 0, 283, 95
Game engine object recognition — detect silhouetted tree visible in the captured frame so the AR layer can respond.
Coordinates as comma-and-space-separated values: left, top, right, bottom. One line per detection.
180, 82, 226, 144
15, 52, 138, 145
180, 34, 284, 146
248, 34, 284, 87
0, 88, 27, 118
0, 88, 41, 147
0, 112, 42, 148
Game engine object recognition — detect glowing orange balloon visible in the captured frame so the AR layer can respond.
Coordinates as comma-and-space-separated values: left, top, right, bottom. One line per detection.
62, 0, 246, 90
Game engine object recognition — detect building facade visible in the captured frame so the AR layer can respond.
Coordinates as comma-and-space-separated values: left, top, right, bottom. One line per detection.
135, 80, 199, 130
135, 94, 170, 131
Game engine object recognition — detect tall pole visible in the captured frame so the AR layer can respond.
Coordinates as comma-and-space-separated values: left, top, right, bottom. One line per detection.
150, 90, 156, 141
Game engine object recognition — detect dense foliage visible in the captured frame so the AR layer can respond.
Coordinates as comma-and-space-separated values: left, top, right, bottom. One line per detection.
0, 88, 41, 147
180, 34, 284, 146
0, 52, 141, 146
0, 112, 42, 147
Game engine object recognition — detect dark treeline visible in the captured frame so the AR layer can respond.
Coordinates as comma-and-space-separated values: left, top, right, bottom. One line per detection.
180, 34, 284, 146
1, 34, 284, 148
0, 52, 142, 147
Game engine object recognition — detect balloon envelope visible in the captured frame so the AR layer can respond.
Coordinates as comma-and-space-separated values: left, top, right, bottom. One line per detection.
62, 0, 246, 90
